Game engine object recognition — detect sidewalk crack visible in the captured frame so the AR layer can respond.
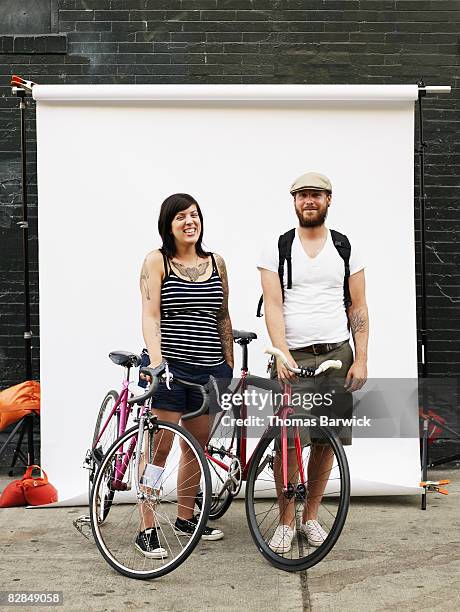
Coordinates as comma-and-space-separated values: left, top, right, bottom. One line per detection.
300, 570, 311, 611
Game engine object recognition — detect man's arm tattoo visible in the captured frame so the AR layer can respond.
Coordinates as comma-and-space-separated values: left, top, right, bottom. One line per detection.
349, 310, 368, 335
154, 321, 161, 339
140, 259, 150, 301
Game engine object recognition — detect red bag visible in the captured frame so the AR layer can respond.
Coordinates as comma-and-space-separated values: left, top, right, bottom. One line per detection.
0, 465, 58, 508
0, 381, 40, 431
22, 465, 58, 506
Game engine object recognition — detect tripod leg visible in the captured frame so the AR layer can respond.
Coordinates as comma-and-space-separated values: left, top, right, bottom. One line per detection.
0, 418, 25, 461
26, 413, 34, 465
10, 419, 27, 474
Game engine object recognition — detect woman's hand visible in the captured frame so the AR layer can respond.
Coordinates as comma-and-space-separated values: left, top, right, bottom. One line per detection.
139, 359, 163, 383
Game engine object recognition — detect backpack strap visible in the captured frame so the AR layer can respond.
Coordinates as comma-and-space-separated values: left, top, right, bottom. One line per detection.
256, 294, 264, 318
256, 229, 296, 317
330, 229, 352, 309
278, 228, 296, 295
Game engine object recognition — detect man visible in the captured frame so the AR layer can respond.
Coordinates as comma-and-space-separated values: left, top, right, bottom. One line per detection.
257, 171, 368, 553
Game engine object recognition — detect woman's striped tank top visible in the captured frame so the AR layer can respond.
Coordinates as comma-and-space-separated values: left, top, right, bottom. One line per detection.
160, 252, 225, 366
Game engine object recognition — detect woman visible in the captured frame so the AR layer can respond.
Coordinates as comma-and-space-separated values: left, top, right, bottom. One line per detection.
137, 193, 234, 558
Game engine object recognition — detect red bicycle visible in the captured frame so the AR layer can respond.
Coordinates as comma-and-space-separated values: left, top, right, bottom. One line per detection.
201, 330, 351, 572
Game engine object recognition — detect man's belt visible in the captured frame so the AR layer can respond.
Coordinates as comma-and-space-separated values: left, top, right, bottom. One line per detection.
293, 340, 348, 356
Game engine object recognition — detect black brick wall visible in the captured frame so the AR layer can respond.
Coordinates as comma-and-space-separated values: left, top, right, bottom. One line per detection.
0, 1, 459, 466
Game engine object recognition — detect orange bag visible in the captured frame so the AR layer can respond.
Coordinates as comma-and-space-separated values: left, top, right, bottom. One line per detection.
22, 465, 58, 506
0, 465, 57, 508
0, 380, 40, 431
0, 479, 27, 507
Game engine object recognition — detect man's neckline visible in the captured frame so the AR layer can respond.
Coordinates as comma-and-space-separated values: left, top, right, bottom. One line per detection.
296, 227, 329, 261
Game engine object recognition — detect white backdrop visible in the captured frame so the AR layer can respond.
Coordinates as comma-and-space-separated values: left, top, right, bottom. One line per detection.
33, 85, 421, 503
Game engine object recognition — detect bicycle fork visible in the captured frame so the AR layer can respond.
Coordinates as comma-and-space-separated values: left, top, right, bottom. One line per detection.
280, 385, 307, 502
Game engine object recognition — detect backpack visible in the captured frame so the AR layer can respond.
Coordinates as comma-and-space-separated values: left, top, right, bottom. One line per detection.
256, 228, 352, 317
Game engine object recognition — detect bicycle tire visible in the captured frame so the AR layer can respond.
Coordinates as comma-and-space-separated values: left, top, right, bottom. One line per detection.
90, 420, 212, 580
196, 410, 242, 520
92, 390, 120, 450
245, 425, 350, 572
195, 481, 233, 520
89, 390, 119, 521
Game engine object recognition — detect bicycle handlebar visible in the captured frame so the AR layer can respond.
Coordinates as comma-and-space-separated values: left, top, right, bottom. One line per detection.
127, 362, 166, 405
128, 361, 216, 420
264, 346, 342, 377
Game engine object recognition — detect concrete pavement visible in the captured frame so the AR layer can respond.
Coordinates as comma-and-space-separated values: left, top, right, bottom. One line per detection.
0, 469, 459, 612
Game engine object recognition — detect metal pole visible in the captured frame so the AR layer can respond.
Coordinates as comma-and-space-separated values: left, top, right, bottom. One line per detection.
417, 80, 428, 378
13, 85, 35, 471
417, 78, 428, 510
415, 82, 451, 507
17, 89, 33, 381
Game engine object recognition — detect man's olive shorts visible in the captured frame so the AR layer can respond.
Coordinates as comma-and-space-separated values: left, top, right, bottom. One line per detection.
270, 341, 354, 447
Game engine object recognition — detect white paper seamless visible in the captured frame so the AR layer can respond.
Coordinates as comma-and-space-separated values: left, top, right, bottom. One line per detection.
34, 84, 421, 505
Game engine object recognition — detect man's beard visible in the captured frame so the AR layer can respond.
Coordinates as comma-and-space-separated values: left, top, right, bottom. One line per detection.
296, 207, 328, 228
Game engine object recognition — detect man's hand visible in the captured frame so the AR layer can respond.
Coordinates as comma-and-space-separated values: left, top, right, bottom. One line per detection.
344, 360, 367, 392
276, 352, 298, 384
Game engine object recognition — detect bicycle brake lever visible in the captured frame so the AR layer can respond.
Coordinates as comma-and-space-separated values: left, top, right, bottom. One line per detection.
207, 375, 221, 409
164, 362, 172, 390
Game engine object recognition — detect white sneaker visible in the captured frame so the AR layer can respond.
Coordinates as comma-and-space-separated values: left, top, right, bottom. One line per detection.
300, 520, 328, 547
268, 524, 295, 553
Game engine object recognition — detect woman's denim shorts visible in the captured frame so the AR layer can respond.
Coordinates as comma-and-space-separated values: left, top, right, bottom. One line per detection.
139, 352, 233, 415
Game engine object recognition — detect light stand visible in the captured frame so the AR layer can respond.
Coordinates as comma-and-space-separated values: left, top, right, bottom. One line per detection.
5, 77, 36, 471
416, 81, 452, 509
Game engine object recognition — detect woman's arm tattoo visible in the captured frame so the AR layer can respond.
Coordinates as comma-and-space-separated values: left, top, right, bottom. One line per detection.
140, 259, 150, 301
215, 254, 234, 365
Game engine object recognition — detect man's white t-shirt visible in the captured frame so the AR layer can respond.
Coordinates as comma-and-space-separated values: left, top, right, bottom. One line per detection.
258, 228, 364, 349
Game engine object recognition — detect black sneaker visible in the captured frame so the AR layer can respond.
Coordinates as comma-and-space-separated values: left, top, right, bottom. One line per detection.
134, 528, 168, 559
174, 516, 224, 541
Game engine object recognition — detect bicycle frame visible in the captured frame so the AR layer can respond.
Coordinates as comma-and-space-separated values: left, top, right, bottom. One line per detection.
205, 369, 306, 492
93, 381, 130, 450
92, 371, 138, 492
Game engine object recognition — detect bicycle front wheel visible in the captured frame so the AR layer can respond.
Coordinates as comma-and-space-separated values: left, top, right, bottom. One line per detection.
245, 425, 350, 572
90, 420, 211, 580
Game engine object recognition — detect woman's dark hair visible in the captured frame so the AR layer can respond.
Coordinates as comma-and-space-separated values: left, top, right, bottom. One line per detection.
158, 193, 209, 259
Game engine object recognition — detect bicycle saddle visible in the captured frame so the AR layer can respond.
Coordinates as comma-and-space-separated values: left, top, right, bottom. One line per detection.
232, 329, 257, 342
109, 351, 142, 367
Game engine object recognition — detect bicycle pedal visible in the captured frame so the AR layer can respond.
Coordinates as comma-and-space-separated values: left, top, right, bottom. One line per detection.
73, 515, 92, 540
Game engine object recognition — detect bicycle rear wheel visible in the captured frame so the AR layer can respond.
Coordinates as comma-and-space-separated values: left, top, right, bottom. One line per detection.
245, 425, 350, 572
90, 420, 211, 580
89, 390, 120, 521
196, 410, 241, 520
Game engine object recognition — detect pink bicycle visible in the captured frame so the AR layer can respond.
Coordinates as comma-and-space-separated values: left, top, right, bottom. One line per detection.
85, 351, 213, 580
